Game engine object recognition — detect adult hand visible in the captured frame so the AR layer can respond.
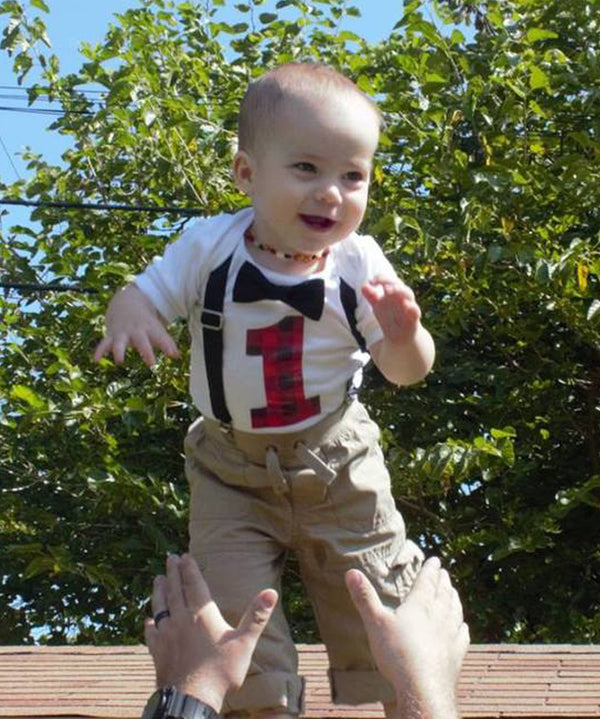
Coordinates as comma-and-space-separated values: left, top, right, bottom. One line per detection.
345, 557, 469, 719
145, 554, 278, 712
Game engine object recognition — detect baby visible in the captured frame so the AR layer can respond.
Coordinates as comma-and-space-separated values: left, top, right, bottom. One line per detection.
96, 63, 435, 719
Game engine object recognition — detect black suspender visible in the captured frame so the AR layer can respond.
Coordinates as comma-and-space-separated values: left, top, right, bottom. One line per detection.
199, 258, 366, 425
201, 253, 233, 424
339, 278, 367, 352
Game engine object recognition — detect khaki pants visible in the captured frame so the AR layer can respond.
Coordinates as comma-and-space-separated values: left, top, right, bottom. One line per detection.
185, 400, 423, 714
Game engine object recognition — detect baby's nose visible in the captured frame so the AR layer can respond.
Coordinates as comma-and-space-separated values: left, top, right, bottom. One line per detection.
315, 182, 342, 205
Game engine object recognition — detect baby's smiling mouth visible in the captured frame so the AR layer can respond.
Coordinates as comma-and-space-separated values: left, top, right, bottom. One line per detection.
299, 214, 336, 230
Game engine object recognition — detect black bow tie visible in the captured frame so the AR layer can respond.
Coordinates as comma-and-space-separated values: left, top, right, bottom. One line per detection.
233, 262, 325, 321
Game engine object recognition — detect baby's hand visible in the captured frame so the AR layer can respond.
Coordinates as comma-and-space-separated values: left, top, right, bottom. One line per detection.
362, 275, 421, 345
94, 284, 180, 367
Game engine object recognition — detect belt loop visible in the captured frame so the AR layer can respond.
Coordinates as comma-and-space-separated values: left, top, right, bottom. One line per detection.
266, 446, 288, 494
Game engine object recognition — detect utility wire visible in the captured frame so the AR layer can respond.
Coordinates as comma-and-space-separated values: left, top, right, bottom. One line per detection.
0, 104, 93, 116
1, 281, 98, 294
0, 84, 107, 94
1, 198, 203, 215
0, 103, 596, 139
2, 85, 597, 125
0, 135, 21, 180
0, 94, 103, 107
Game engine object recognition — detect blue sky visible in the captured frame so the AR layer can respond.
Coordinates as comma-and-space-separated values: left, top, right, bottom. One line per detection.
0, 0, 413, 186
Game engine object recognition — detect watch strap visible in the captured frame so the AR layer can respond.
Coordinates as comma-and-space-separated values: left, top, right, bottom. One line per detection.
165, 689, 220, 719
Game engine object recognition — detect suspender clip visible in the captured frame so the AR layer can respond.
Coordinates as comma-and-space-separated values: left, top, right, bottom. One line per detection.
218, 421, 233, 436
200, 308, 224, 330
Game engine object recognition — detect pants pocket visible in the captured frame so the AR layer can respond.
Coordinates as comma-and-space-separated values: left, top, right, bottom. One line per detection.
185, 418, 254, 520
322, 410, 397, 533
385, 539, 425, 602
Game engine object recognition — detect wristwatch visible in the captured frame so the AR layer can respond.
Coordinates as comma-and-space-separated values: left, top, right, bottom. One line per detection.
141, 687, 220, 719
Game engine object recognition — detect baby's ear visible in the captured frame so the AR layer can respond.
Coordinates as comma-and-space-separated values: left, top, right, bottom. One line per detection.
233, 150, 255, 195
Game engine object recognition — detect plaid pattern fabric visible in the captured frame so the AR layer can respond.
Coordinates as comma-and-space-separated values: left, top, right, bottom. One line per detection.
247, 315, 321, 428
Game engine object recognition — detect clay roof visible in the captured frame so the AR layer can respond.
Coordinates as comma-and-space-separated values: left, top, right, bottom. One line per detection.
1, 644, 600, 719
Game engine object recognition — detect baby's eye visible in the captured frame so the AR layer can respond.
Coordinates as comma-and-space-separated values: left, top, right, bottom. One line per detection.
344, 171, 365, 183
294, 162, 317, 173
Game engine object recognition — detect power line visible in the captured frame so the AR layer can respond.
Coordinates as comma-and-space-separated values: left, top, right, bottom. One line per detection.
1, 103, 596, 139
1, 281, 98, 294
0, 85, 107, 94
0, 93, 103, 107
1, 198, 203, 215
0, 104, 93, 116
0, 135, 21, 181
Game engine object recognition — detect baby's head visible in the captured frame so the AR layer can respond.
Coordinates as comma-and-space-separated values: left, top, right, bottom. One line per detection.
234, 63, 382, 264
237, 63, 382, 154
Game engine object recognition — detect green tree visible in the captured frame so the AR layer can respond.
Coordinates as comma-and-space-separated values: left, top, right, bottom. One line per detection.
1, 0, 598, 644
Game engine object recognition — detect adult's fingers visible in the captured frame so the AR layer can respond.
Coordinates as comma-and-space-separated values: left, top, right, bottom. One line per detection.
179, 554, 212, 612
166, 554, 186, 615
457, 621, 471, 658
151, 575, 168, 619
235, 588, 278, 643
345, 568, 384, 625
409, 556, 442, 598
179, 554, 225, 632
437, 567, 453, 600
144, 617, 158, 651
451, 586, 464, 626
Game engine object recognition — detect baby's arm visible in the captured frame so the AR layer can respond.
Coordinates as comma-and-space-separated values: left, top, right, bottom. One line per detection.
363, 275, 435, 386
94, 283, 180, 367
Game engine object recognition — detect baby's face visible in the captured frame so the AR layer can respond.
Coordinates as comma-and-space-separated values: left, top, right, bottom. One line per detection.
235, 91, 380, 262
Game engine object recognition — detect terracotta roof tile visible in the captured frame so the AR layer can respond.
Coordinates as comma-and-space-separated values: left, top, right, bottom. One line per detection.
1, 644, 599, 719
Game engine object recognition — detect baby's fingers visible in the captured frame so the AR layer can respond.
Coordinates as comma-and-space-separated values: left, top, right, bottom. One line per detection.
111, 334, 134, 365
361, 283, 383, 307
94, 336, 113, 362
148, 327, 180, 360
395, 296, 421, 323
377, 279, 415, 304
131, 333, 157, 367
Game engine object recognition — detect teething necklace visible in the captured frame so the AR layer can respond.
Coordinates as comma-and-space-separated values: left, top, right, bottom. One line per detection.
244, 226, 330, 264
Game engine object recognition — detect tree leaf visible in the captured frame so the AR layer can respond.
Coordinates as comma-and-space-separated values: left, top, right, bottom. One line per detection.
577, 263, 588, 291
530, 65, 550, 90
10, 385, 46, 409
29, 0, 49, 11
527, 28, 559, 43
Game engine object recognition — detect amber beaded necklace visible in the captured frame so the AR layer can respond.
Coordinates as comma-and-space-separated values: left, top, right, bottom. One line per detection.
244, 226, 330, 264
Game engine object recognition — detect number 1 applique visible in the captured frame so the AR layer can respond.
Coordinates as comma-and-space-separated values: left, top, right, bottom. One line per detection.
246, 315, 321, 428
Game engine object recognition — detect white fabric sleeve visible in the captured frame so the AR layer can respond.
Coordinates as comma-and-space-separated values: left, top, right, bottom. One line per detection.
354, 235, 400, 349
133, 219, 215, 322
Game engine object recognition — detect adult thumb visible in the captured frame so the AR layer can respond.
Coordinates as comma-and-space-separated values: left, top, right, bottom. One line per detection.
345, 568, 383, 625
236, 589, 278, 643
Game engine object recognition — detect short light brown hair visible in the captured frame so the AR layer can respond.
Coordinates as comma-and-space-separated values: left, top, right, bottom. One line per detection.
238, 63, 382, 152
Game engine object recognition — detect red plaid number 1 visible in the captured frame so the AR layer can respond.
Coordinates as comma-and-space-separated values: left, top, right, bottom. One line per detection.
246, 315, 321, 428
